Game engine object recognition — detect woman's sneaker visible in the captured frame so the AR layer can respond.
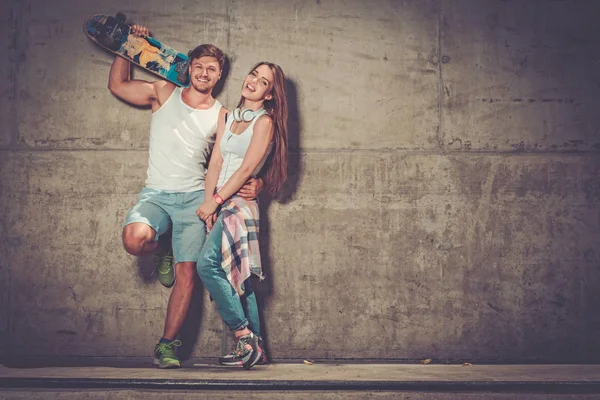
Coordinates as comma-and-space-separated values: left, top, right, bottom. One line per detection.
219, 337, 267, 366
220, 332, 262, 369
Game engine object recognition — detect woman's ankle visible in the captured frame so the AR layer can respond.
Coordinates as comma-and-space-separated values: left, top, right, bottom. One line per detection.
234, 327, 251, 339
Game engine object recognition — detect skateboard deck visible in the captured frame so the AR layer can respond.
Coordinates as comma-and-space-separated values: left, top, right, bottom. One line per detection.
84, 13, 190, 87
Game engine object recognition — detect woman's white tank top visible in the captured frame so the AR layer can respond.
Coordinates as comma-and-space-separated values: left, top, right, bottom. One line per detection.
218, 110, 273, 187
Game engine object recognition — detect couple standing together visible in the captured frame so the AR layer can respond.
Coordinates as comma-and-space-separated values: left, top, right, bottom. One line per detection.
108, 24, 288, 370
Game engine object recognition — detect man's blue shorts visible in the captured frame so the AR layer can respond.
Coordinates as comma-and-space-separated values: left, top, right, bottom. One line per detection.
124, 188, 206, 264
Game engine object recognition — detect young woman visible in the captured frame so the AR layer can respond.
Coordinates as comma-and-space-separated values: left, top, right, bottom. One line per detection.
196, 62, 288, 369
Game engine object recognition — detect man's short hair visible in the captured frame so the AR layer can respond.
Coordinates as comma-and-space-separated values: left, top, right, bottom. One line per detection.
188, 44, 225, 70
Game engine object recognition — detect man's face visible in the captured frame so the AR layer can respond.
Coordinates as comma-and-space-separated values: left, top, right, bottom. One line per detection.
188, 56, 221, 94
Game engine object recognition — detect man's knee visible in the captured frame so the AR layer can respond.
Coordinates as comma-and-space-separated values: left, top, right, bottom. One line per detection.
122, 223, 156, 255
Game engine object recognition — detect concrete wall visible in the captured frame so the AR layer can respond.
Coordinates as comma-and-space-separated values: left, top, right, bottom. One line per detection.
2, 0, 600, 362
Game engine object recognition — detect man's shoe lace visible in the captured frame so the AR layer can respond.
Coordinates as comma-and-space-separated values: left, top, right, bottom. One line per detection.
157, 339, 181, 357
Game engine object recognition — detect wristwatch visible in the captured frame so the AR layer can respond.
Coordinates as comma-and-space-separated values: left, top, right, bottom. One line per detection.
213, 193, 224, 205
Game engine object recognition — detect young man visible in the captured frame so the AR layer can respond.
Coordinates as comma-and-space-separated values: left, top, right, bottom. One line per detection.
108, 24, 262, 368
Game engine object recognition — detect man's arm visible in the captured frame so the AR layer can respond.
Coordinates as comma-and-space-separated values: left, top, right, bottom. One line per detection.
107, 57, 158, 107
107, 24, 161, 107
237, 177, 264, 200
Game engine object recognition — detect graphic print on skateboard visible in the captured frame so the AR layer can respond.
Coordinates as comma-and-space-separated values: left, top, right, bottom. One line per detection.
83, 12, 190, 87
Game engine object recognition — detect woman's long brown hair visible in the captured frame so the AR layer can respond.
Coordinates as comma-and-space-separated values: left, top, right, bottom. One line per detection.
237, 62, 288, 194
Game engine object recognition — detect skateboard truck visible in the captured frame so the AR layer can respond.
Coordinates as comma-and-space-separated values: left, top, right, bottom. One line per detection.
175, 50, 192, 85
96, 12, 127, 51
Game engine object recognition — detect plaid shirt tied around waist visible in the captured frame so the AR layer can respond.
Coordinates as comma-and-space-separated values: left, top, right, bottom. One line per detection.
220, 196, 264, 296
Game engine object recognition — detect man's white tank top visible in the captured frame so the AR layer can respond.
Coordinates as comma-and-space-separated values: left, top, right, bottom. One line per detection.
145, 87, 222, 192
218, 110, 273, 187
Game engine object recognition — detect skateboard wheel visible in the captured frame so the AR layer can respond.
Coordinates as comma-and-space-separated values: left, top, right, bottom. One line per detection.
175, 60, 186, 74
99, 34, 119, 51
116, 12, 126, 23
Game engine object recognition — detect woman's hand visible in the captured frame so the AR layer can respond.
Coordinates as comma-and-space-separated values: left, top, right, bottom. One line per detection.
196, 201, 218, 224
205, 213, 218, 230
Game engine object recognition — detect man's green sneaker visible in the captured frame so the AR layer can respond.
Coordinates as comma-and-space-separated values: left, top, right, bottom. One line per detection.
153, 340, 182, 369
155, 250, 174, 288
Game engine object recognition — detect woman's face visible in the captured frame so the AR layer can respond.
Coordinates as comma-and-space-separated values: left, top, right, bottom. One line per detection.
241, 64, 274, 103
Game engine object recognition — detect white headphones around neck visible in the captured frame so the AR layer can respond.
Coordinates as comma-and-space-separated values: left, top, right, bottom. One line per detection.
232, 107, 265, 123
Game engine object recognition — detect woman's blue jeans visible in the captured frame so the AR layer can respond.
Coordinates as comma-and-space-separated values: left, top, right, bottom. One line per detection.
196, 214, 261, 336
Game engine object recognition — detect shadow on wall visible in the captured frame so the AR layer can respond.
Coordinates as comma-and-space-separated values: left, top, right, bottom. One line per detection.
280, 77, 302, 205
256, 77, 302, 357
211, 54, 230, 100
135, 250, 206, 361
134, 231, 205, 361
178, 280, 205, 360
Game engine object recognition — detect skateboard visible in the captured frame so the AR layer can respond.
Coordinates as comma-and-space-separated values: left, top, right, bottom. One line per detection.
83, 12, 190, 87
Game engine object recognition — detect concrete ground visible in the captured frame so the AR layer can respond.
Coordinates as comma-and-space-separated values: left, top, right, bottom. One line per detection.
3, 361, 600, 382
2, 361, 600, 398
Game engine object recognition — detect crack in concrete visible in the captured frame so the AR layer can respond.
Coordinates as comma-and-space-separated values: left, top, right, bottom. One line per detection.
437, 0, 445, 155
